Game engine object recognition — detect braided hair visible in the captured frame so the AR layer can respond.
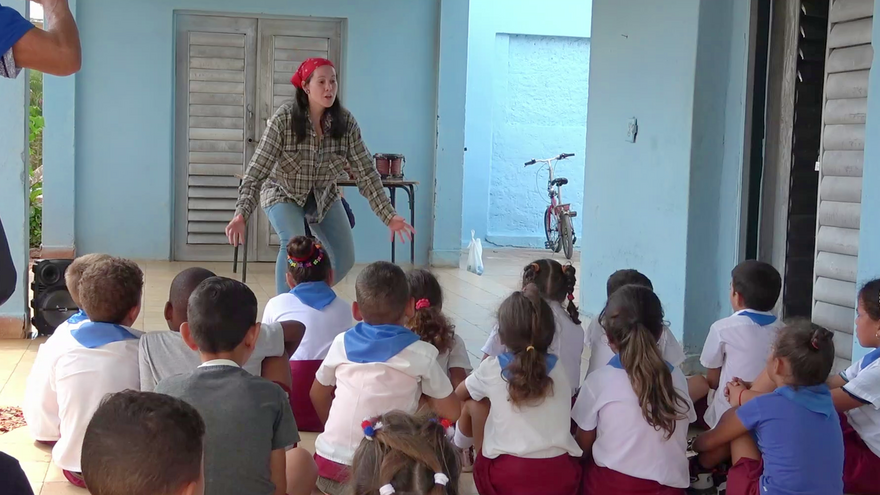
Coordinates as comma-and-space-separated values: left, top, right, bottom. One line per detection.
521, 259, 580, 324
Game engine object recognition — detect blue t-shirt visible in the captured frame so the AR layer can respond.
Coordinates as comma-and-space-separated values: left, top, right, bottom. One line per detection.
0, 2, 34, 54
736, 385, 844, 495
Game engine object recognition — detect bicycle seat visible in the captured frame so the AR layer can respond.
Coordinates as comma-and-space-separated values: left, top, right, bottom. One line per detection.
551, 177, 569, 187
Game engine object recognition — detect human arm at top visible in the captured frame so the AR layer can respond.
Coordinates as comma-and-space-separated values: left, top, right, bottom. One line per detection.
11, 0, 80, 76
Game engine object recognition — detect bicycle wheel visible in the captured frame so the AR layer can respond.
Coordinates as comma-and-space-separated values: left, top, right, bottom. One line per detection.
544, 207, 561, 252
560, 214, 574, 260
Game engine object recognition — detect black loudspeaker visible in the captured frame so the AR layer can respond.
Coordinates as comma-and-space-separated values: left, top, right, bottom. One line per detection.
31, 259, 77, 336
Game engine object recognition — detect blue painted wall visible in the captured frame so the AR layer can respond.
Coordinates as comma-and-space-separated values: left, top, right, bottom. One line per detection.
854, 0, 880, 362
486, 34, 589, 247
582, 0, 751, 349
56, 0, 441, 262
463, 0, 591, 245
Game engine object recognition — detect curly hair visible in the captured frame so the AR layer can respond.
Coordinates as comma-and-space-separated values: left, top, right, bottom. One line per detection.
407, 269, 455, 355
78, 257, 143, 323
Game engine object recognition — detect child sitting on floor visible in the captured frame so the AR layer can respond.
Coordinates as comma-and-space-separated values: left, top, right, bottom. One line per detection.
310, 261, 461, 495
24, 252, 111, 446
689, 260, 783, 428
573, 284, 694, 495
156, 276, 317, 495
349, 411, 461, 495
458, 284, 582, 495
262, 237, 353, 432
585, 269, 686, 377
482, 259, 584, 397
693, 322, 843, 495
138, 266, 304, 392
81, 390, 206, 495
407, 269, 472, 389
24, 256, 144, 488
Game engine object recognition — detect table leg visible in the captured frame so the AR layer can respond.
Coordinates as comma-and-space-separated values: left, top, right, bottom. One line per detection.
403, 185, 415, 266
390, 187, 397, 264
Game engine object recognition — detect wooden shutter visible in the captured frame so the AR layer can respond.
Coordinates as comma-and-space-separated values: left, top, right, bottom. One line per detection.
173, 15, 257, 261
813, 0, 873, 371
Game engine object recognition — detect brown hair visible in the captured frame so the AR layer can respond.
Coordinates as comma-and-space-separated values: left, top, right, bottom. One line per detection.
82, 390, 205, 495
858, 279, 880, 321
773, 320, 835, 388
407, 269, 455, 355
78, 258, 143, 323
350, 411, 460, 495
497, 284, 556, 406
522, 259, 580, 324
66, 253, 112, 306
286, 236, 332, 285
356, 262, 410, 324
600, 285, 688, 439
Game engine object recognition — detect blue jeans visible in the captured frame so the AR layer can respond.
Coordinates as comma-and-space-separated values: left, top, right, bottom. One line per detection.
264, 199, 355, 295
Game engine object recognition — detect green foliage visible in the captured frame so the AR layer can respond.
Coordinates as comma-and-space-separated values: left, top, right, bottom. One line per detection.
29, 70, 43, 249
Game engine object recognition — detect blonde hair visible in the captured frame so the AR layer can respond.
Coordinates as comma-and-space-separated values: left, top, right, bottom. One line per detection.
78, 258, 143, 323
66, 254, 112, 305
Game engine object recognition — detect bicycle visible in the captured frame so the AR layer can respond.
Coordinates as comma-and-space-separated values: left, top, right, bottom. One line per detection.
524, 153, 578, 260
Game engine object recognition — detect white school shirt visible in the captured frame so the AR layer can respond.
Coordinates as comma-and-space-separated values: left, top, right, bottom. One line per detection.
841, 349, 880, 457
699, 310, 782, 427
466, 356, 582, 459
481, 301, 584, 395
23, 318, 89, 442
437, 334, 473, 375
585, 319, 686, 376
572, 362, 696, 488
314, 334, 454, 465
24, 326, 142, 472
261, 292, 353, 361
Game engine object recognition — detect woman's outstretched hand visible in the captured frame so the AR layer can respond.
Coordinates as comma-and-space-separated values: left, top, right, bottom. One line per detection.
389, 215, 415, 243
225, 214, 246, 246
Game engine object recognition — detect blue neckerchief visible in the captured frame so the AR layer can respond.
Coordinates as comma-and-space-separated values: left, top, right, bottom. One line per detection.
67, 309, 88, 324
498, 352, 558, 379
860, 348, 880, 369
71, 321, 138, 349
739, 310, 777, 326
343, 322, 420, 363
775, 384, 836, 418
290, 281, 337, 311
608, 354, 674, 372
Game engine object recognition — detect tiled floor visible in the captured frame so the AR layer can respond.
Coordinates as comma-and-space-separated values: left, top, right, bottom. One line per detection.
0, 249, 585, 494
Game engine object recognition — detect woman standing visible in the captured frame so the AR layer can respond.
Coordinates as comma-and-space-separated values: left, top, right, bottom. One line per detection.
226, 58, 413, 295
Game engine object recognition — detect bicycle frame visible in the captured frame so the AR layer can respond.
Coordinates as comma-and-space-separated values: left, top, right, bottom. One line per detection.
524, 154, 573, 213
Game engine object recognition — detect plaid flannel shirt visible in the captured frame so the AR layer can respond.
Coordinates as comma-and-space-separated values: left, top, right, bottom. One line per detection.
235, 103, 396, 225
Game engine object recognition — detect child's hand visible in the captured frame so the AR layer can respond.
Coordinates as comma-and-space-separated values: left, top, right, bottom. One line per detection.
725, 378, 748, 406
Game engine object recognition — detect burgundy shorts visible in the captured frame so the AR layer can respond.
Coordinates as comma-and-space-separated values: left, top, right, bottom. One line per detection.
726, 457, 762, 495
582, 461, 684, 495
288, 359, 324, 432
473, 452, 581, 495
840, 412, 880, 495
314, 453, 350, 484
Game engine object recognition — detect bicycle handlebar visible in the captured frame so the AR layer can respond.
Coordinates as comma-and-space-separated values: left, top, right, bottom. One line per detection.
524, 159, 536, 166
524, 153, 574, 167
558, 153, 575, 159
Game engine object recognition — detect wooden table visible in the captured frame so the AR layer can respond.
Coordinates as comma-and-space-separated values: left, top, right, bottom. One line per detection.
337, 178, 419, 265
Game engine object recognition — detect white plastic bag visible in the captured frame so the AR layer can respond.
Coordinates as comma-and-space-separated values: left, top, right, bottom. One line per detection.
467, 230, 484, 276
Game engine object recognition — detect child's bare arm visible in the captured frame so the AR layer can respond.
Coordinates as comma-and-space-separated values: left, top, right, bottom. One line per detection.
310, 381, 335, 425
270, 449, 287, 495
279, 320, 306, 356
449, 368, 468, 390
427, 393, 462, 422
831, 387, 868, 413
693, 407, 749, 453
827, 374, 847, 389
706, 367, 722, 390
575, 428, 596, 454
455, 379, 472, 402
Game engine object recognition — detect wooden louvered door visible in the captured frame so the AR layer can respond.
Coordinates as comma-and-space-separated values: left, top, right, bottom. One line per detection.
173, 15, 258, 261
812, 0, 873, 372
253, 18, 343, 262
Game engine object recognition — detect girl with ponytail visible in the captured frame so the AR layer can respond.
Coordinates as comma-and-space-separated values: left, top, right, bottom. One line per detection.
407, 269, 472, 389
572, 284, 694, 495
455, 284, 582, 495
481, 259, 585, 398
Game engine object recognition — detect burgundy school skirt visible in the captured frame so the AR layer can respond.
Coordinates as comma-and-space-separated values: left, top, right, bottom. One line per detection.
582, 462, 685, 495
840, 412, 880, 495
473, 452, 581, 495
315, 454, 350, 483
726, 457, 762, 495
289, 359, 324, 432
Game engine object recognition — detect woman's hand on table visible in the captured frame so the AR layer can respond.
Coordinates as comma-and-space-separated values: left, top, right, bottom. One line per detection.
225, 214, 246, 246
389, 215, 415, 243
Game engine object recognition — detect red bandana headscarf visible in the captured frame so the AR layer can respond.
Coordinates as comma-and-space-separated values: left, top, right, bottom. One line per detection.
291, 58, 335, 88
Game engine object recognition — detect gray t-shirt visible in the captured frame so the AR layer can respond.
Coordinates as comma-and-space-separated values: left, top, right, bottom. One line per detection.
138, 322, 284, 392
156, 364, 299, 495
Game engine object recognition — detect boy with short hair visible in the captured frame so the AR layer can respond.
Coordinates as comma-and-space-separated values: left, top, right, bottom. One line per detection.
81, 390, 206, 495
691, 260, 783, 428
58, 253, 112, 334
156, 276, 316, 495
585, 268, 687, 376
309, 261, 461, 495
24, 256, 144, 487
138, 267, 304, 392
